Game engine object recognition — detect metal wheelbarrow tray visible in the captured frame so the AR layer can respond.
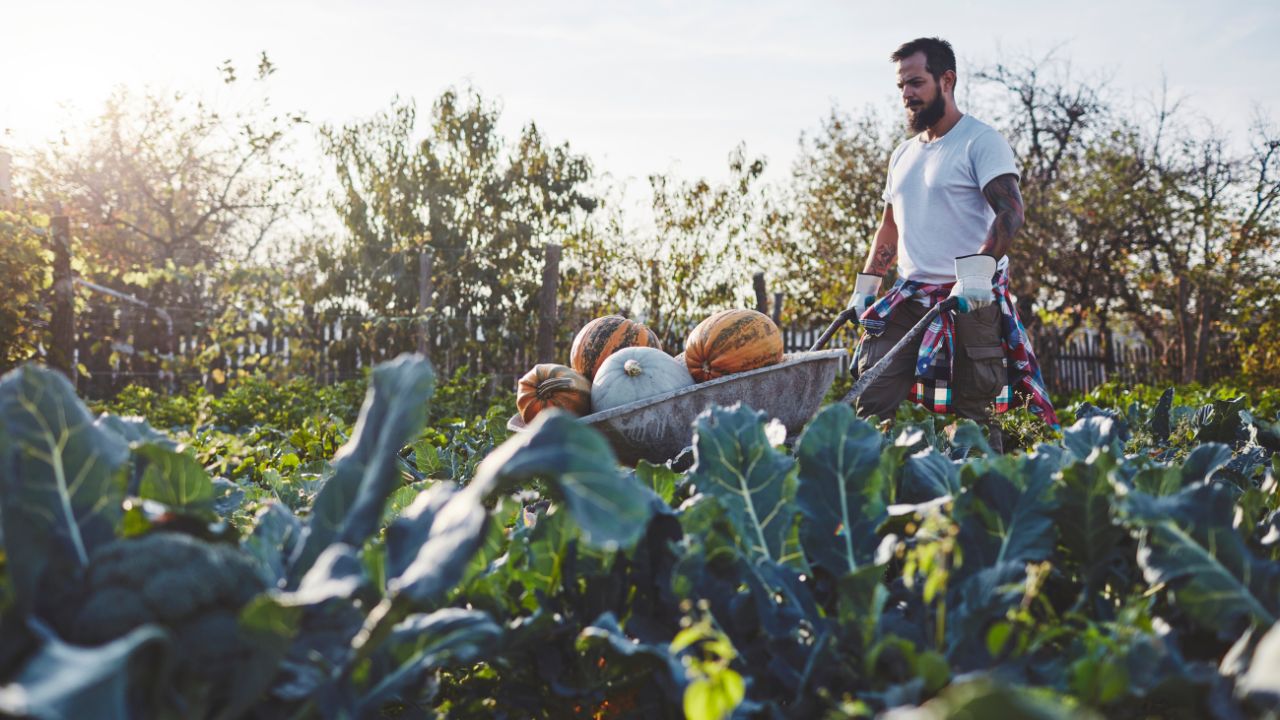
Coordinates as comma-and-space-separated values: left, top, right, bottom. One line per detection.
507, 349, 848, 466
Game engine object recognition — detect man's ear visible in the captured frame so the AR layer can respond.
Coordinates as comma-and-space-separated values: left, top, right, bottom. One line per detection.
942, 69, 957, 95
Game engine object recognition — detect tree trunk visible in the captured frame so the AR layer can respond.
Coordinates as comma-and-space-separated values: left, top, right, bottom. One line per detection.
1176, 276, 1197, 384
1193, 286, 1214, 384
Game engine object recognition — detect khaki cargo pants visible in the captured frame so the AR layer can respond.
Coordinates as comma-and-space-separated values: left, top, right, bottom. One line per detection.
851, 302, 1007, 452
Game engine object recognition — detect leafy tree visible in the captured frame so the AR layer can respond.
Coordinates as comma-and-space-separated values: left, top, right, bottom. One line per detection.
314, 88, 596, 377
28, 54, 307, 298
762, 108, 896, 323
640, 146, 771, 342
0, 209, 51, 370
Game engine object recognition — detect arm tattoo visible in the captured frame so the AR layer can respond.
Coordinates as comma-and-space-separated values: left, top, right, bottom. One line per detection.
863, 204, 898, 275
980, 174, 1024, 258
867, 240, 896, 276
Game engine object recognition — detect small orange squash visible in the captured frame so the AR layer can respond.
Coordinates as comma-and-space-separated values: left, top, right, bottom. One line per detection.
516, 364, 592, 423
570, 315, 662, 381
683, 309, 783, 382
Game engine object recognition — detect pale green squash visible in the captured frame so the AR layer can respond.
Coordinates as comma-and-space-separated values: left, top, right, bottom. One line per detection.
590, 346, 694, 412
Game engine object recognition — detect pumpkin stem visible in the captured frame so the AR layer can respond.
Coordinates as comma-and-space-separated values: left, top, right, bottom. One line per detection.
624, 359, 643, 377
535, 376, 576, 400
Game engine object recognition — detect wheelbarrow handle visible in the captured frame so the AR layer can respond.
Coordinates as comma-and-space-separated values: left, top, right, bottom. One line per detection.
841, 296, 961, 405
807, 305, 862, 352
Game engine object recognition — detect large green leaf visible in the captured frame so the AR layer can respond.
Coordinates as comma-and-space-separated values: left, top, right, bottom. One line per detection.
290, 354, 436, 583
1179, 443, 1233, 485
1062, 416, 1126, 461
473, 410, 652, 550
576, 612, 686, 693
1236, 620, 1280, 707
1124, 482, 1279, 630
0, 622, 168, 720
794, 404, 887, 573
954, 453, 1057, 577
900, 448, 960, 504
134, 443, 214, 511
1055, 449, 1126, 600
634, 460, 679, 506
0, 366, 129, 614
384, 483, 489, 607
688, 404, 797, 564
357, 608, 501, 713
243, 503, 303, 587
1149, 388, 1174, 444
1192, 396, 1248, 445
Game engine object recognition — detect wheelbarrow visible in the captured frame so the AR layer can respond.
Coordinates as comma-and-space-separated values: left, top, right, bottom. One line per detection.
507, 296, 959, 466
507, 348, 848, 466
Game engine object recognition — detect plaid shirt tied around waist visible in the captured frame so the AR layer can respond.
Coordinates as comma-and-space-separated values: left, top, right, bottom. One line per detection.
853, 270, 1061, 429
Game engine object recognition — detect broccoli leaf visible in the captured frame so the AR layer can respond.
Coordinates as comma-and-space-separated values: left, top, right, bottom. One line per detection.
473, 409, 651, 551
134, 443, 214, 511
1125, 482, 1280, 630
687, 404, 797, 565
356, 608, 501, 713
0, 621, 168, 720
0, 366, 129, 615
290, 355, 436, 584
794, 404, 887, 573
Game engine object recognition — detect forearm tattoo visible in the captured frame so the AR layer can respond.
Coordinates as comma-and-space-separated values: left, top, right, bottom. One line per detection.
980, 174, 1024, 258
864, 204, 897, 275
866, 239, 896, 275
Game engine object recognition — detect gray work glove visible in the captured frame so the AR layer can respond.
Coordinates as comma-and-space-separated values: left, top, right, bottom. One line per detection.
849, 273, 883, 315
947, 254, 997, 313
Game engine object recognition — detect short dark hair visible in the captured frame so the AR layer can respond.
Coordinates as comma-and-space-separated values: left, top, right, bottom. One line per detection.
890, 37, 956, 81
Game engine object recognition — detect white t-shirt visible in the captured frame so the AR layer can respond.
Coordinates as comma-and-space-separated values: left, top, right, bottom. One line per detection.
881, 115, 1019, 284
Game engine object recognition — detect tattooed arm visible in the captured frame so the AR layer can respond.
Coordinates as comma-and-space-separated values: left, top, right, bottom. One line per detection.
979, 174, 1025, 258
862, 204, 898, 275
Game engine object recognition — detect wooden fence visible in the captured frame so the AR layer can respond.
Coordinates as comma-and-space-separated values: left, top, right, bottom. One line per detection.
71, 302, 1189, 400
40, 209, 1219, 399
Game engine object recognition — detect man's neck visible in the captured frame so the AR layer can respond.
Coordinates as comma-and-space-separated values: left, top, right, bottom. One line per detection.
922, 107, 964, 142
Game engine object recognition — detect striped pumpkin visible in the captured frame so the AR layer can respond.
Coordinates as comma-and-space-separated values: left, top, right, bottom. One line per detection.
683, 309, 783, 382
570, 316, 662, 381
516, 364, 592, 423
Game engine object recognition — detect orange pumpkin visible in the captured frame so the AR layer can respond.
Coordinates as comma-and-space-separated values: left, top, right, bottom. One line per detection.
683, 309, 783, 382
569, 316, 662, 381
516, 364, 592, 423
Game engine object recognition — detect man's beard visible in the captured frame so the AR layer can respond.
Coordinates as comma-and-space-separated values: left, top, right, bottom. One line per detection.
907, 92, 946, 133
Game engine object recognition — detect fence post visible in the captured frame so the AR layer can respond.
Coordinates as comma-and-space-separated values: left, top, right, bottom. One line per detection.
536, 243, 561, 364
753, 272, 768, 315
416, 249, 434, 357
648, 259, 662, 329
771, 292, 785, 327
49, 215, 76, 383
0, 149, 11, 207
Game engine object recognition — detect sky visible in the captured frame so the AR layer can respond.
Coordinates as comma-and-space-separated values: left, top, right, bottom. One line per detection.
2, 0, 1278, 189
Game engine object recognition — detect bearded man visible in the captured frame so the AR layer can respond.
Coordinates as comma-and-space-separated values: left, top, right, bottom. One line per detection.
849, 37, 1058, 450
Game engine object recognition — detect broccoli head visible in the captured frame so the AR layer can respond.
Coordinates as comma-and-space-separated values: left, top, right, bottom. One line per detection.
63, 531, 268, 680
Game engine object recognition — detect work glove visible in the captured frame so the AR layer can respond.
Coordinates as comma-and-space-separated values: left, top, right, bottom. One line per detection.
947, 254, 997, 313
849, 273, 882, 316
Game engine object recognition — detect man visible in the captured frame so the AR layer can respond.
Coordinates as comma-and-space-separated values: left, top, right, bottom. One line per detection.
849, 37, 1058, 449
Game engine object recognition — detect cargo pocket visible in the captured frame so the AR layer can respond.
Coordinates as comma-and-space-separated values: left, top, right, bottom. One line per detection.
961, 344, 1006, 399
853, 336, 888, 379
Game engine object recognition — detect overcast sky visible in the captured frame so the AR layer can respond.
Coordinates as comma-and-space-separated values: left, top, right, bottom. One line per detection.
2, 0, 1277, 186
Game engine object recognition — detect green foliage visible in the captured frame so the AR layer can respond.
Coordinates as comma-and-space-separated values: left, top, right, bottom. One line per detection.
0, 210, 50, 372
3, 356, 1279, 718
314, 87, 596, 377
